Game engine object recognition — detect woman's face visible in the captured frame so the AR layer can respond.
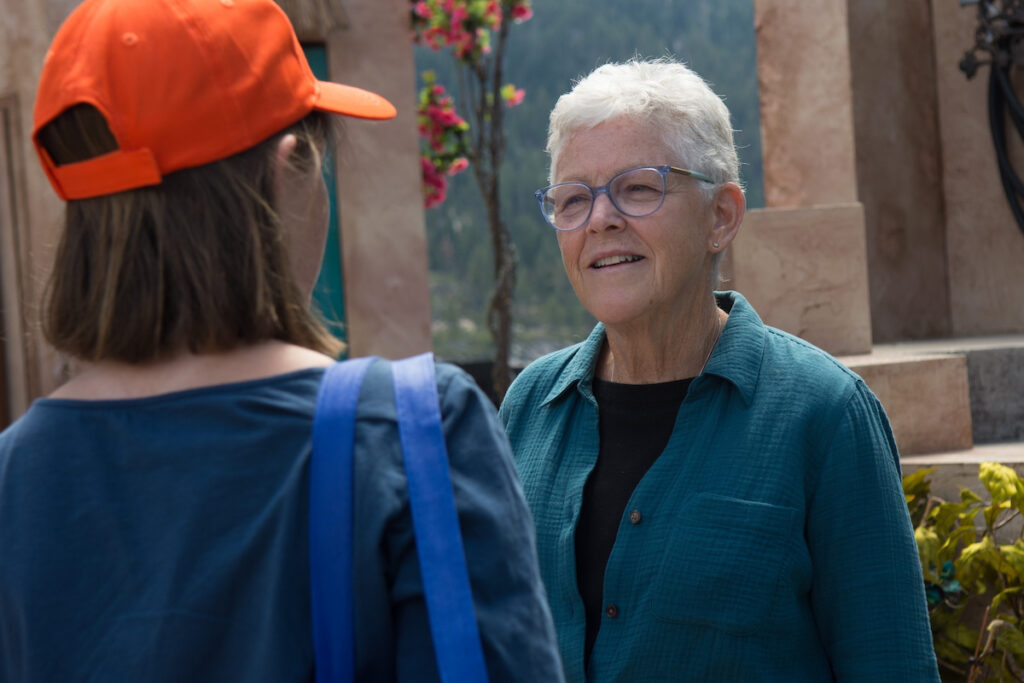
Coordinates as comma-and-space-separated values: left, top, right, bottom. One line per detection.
553, 117, 718, 329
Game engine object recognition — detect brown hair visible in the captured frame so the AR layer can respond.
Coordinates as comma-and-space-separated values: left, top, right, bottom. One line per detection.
38, 104, 342, 362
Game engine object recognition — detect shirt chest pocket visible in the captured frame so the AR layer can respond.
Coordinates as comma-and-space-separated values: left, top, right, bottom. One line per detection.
652, 493, 799, 635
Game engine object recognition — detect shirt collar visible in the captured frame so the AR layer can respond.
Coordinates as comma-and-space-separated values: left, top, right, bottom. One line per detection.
542, 322, 606, 406
541, 290, 764, 407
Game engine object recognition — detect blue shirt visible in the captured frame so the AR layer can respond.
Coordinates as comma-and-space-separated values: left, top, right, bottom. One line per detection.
499, 291, 939, 682
0, 360, 563, 682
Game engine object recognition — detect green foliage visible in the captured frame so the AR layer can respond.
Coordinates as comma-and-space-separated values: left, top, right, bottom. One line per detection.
417, 0, 761, 363
904, 463, 1024, 681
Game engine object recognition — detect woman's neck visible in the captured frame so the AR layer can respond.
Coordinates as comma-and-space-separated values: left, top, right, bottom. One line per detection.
49, 340, 334, 400
599, 301, 726, 385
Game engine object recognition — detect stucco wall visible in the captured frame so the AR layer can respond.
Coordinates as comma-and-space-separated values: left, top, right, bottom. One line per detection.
0, 0, 75, 418
932, 0, 1024, 336
328, 0, 433, 360
847, 0, 952, 342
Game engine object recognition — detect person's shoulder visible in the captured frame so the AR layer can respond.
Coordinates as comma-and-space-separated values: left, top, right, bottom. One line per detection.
433, 359, 479, 392
0, 404, 43, 458
719, 291, 861, 398
355, 355, 493, 419
754, 324, 870, 413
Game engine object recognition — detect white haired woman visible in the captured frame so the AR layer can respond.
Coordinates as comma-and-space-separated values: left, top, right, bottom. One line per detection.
0, 0, 562, 680
499, 58, 939, 682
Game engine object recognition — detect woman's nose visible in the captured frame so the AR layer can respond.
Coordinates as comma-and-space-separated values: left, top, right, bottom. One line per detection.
587, 190, 626, 233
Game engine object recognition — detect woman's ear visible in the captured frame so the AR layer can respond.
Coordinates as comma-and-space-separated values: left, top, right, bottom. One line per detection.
271, 133, 298, 202
708, 182, 746, 253
271, 132, 330, 302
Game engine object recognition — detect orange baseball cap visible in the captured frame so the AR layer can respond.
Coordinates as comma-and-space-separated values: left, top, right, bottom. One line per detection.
32, 0, 398, 201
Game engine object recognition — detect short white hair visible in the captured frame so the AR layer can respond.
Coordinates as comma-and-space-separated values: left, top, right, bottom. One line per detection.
547, 58, 741, 202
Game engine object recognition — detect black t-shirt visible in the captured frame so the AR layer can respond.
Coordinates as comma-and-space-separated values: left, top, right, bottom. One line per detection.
576, 376, 692, 667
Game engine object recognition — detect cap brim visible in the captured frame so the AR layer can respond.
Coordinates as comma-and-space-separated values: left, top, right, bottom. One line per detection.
315, 81, 397, 120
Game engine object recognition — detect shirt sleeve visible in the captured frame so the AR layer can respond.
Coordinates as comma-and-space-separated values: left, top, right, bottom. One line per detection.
806, 381, 940, 682
365, 362, 564, 683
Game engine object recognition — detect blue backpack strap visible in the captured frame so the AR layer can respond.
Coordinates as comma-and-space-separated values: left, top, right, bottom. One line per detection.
391, 352, 489, 683
310, 356, 377, 683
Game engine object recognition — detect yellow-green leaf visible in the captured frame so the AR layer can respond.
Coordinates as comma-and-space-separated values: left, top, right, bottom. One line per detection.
916, 526, 941, 571
903, 467, 935, 495
984, 500, 1012, 529
945, 619, 983, 650
995, 624, 1024, 657
992, 586, 1024, 613
939, 527, 980, 560
1002, 545, 1024, 579
933, 636, 970, 665
980, 462, 1023, 506
961, 488, 983, 505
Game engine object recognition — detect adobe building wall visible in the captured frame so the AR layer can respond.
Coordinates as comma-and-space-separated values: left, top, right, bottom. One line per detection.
325, 0, 434, 360
0, 0, 431, 426
755, 0, 859, 207
750, 0, 1024, 346
931, 0, 1024, 337
847, 1, 952, 342
0, 0, 71, 421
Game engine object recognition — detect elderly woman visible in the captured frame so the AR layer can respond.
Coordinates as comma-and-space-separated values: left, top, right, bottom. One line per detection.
499, 58, 939, 681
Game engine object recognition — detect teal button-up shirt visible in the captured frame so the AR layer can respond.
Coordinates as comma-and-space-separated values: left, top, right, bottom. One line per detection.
499, 291, 939, 682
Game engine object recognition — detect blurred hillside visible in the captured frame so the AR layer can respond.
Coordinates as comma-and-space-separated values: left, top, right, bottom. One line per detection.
415, 0, 761, 363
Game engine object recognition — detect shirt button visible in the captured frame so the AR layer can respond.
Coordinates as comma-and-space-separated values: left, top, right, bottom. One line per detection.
605, 604, 619, 619
628, 509, 642, 524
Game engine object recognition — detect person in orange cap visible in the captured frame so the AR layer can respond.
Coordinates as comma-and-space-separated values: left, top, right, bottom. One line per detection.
0, 1, 562, 681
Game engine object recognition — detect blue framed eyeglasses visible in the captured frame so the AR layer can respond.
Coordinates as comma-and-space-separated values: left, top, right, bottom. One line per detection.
534, 165, 715, 232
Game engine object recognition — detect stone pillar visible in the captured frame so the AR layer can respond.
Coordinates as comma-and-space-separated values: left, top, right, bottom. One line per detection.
328, 0, 433, 359
847, 1, 952, 341
733, 0, 873, 355
0, 0, 73, 413
756, 0, 859, 207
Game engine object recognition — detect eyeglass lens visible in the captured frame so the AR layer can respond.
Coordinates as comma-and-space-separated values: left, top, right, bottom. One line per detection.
541, 167, 667, 231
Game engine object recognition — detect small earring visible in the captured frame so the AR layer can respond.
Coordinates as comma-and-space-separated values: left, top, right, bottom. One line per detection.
712, 242, 720, 249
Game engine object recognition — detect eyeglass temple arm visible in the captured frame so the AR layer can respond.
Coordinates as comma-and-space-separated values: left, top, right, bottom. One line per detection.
668, 166, 715, 184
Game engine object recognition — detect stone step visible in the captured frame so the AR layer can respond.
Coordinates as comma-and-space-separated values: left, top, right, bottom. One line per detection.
902, 441, 1024, 466
837, 348, 973, 456
901, 442, 1024, 503
837, 334, 1024, 457
873, 335, 1024, 444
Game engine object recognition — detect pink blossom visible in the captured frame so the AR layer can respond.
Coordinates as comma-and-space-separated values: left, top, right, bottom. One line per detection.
503, 87, 525, 107
414, 1, 431, 18
511, 4, 532, 21
448, 157, 469, 175
440, 111, 462, 127
424, 174, 448, 208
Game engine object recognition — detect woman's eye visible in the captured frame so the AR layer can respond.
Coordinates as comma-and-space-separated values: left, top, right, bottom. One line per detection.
559, 192, 590, 211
